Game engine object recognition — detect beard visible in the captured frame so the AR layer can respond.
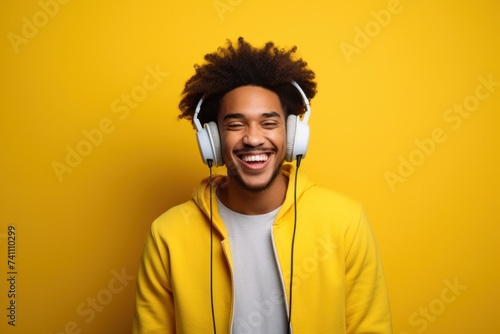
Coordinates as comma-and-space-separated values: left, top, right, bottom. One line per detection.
227, 159, 285, 193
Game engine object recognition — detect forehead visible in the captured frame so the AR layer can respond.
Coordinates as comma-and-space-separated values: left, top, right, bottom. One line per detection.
218, 85, 285, 121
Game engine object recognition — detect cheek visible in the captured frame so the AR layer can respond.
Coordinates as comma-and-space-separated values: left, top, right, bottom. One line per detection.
273, 129, 288, 150
219, 133, 235, 156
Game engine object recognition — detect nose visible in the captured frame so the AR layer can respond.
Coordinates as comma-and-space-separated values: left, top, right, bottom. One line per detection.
242, 124, 264, 147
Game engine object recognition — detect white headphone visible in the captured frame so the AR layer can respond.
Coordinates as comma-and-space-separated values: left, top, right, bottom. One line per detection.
193, 81, 311, 166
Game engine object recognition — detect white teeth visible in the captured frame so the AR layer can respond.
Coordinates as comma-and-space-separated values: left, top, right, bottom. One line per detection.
242, 154, 268, 162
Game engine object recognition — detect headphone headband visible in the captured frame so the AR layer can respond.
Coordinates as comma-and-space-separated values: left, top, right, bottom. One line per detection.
290, 80, 311, 123
193, 95, 205, 132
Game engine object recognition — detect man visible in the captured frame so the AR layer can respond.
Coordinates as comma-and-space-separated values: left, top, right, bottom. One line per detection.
133, 37, 392, 333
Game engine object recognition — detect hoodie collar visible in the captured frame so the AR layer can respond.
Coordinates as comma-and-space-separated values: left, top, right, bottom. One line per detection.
193, 163, 315, 231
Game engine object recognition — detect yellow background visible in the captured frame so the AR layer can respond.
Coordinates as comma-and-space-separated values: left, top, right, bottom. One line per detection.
1, 0, 499, 333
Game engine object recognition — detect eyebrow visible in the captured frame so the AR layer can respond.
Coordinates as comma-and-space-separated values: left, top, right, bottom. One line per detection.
222, 111, 282, 121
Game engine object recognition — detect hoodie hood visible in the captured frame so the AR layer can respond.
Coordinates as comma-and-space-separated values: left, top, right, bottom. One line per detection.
192, 163, 316, 230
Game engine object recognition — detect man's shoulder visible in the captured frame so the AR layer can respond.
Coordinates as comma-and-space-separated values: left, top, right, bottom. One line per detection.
151, 199, 204, 231
303, 184, 361, 210
298, 185, 366, 228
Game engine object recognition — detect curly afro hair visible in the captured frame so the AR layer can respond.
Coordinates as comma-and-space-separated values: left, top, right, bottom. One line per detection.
178, 37, 317, 127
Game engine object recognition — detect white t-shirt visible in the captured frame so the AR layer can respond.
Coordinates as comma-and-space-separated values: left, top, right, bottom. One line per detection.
217, 197, 289, 334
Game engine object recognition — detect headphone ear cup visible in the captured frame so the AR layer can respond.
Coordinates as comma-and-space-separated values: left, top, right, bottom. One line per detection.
286, 114, 310, 162
195, 126, 213, 165
195, 121, 224, 166
286, 115, 298, 162
206, 121, 224, 166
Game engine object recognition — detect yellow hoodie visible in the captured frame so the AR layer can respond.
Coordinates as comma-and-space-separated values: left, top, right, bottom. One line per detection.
133, 164, 392, 333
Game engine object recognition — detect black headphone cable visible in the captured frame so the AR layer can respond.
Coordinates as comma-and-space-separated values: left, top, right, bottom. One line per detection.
207, 159, 217, 334
287, 155, 302, 334
208, 156, 301, 334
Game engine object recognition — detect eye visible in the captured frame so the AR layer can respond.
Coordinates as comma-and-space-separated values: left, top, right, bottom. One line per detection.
226, 122, 244, 130
262, 121, 278, 129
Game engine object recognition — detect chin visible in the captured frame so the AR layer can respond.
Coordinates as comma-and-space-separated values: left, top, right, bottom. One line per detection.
231, 166, 283, 193
239, 180, 274, 193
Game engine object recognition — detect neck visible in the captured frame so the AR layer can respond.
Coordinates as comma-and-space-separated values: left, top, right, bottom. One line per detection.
218, 174, 288, 215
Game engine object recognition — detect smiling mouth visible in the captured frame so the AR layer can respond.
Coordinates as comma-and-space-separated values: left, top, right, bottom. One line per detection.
240, 154, 269, 163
